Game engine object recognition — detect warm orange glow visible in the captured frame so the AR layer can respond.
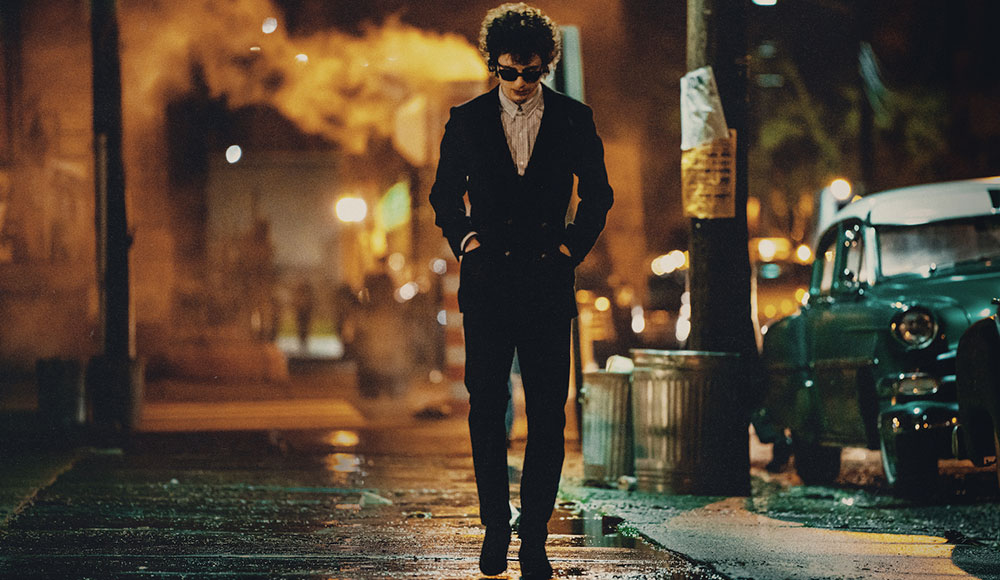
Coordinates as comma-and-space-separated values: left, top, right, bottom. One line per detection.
325, 453, 362, 473
326, 430, 360, 447
651, 250, 688, 275
119, 2, 489, 156
746, 196, 761, 228
371, 228, 388, 256
615, 286, 634, 308
594, 296, 611, 312
752, 237, 793, 262
387, 252, 405, 272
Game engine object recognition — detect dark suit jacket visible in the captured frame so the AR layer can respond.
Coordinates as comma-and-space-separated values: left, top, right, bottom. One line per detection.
429, 85, 613, 318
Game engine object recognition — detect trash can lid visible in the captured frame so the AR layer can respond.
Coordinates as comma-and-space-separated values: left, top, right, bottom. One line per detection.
629, 348, 740, 370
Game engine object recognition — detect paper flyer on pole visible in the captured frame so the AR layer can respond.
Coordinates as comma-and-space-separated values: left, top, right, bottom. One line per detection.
680, 66, 736, 219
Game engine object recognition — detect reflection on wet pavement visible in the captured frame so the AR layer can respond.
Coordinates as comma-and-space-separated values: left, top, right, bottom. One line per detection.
0, 426, 727, 579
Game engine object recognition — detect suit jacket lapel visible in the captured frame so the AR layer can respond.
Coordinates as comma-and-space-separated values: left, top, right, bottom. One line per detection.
523, 85, 560, 179
483, 87, 519, 178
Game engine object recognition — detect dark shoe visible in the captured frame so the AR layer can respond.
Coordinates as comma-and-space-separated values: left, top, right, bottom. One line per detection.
518, 543, 552, 579
479, 525, 511, 576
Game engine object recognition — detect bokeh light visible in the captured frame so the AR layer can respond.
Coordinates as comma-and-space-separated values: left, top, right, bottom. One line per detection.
225, 145, 242, 164
335, 197, 367, 223
830, 178, 853, 201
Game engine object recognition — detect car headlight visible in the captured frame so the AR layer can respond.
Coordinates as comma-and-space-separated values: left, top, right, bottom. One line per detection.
890, 307, 938, 349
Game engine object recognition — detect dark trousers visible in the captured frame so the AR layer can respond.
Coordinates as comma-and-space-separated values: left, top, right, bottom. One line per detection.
463, 308, 570, 544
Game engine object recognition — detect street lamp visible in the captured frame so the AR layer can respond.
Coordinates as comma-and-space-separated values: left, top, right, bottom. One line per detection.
829, 178, 852, 201
334, 196, 367, 223
333, 195, 370, 291
816, 178, 853, 243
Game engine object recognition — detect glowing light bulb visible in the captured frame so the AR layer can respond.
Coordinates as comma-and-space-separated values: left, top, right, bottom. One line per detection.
225, 145, 242, 164
795, 244, 813, 263
758, 238, 778, 262
830, 178, 852, 201
335, 197, 367, 223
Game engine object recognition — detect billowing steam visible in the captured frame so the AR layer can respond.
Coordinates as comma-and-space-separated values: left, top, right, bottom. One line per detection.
119, 0, 488, 154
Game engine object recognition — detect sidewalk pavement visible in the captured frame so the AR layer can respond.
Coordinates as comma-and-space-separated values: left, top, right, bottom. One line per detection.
558, 480, 1000, 580
558, 443, 1000, 580
0, 438, 86, 529
1, 367, 725, 579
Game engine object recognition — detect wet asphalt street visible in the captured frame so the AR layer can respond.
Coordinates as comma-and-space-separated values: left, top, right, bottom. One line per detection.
0, 390, 725, 579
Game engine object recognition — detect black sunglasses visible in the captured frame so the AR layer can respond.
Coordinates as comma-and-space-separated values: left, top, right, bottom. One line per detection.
496, 65, 546, 83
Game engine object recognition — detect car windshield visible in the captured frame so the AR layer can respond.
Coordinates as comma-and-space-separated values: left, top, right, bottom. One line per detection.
877, 215, 1000, 278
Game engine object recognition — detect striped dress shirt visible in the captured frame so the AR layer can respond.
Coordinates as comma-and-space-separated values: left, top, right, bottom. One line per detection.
498, 85, 544, 176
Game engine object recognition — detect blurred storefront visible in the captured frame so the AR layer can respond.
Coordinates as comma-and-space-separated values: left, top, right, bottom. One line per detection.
0, 1, 487, 408
0, 3, 99, 409
0, 0, 655, 414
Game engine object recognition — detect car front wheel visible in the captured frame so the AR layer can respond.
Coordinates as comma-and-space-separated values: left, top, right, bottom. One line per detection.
879, 428, 938, 495
791, 434, 842, 485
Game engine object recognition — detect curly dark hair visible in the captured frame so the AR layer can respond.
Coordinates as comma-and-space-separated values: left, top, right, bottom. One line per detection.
479, 3, 561, 72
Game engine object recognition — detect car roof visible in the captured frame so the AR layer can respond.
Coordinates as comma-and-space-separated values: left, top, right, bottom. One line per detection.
834, 176, 1000, 226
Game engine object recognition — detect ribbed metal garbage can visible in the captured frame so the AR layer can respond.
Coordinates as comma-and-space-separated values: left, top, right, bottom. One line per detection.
580, 370, 633, 485
86, 356, 145, 432
630, 349, 747, 495
36, 358, 87, 434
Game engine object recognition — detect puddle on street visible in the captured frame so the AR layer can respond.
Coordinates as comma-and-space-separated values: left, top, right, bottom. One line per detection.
325, 452, 364, 474
546, 505, 643, 550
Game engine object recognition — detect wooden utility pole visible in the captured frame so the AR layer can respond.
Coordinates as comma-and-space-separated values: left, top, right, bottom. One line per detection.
92, 0, 130, 361
683, 0, 756, 495
685, 0, 756, 362
91, 0, 141, 432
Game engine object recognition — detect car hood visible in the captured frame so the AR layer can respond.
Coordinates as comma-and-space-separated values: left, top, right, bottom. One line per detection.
874, 272, 1000, 322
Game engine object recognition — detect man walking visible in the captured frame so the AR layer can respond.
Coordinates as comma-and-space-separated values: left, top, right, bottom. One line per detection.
429, 4, 613, 577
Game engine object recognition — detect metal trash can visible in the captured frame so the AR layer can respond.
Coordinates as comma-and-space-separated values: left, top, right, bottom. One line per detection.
36, 358, 87, 433
580, 370, 634, 485
86, 356, 145, 432
630, 349, 747, 495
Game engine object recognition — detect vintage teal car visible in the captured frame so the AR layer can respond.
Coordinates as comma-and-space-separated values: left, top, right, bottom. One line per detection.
761, 177, 1000, 493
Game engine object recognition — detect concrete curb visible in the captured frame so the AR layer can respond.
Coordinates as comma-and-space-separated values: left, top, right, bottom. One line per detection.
0, 442, 89, 530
